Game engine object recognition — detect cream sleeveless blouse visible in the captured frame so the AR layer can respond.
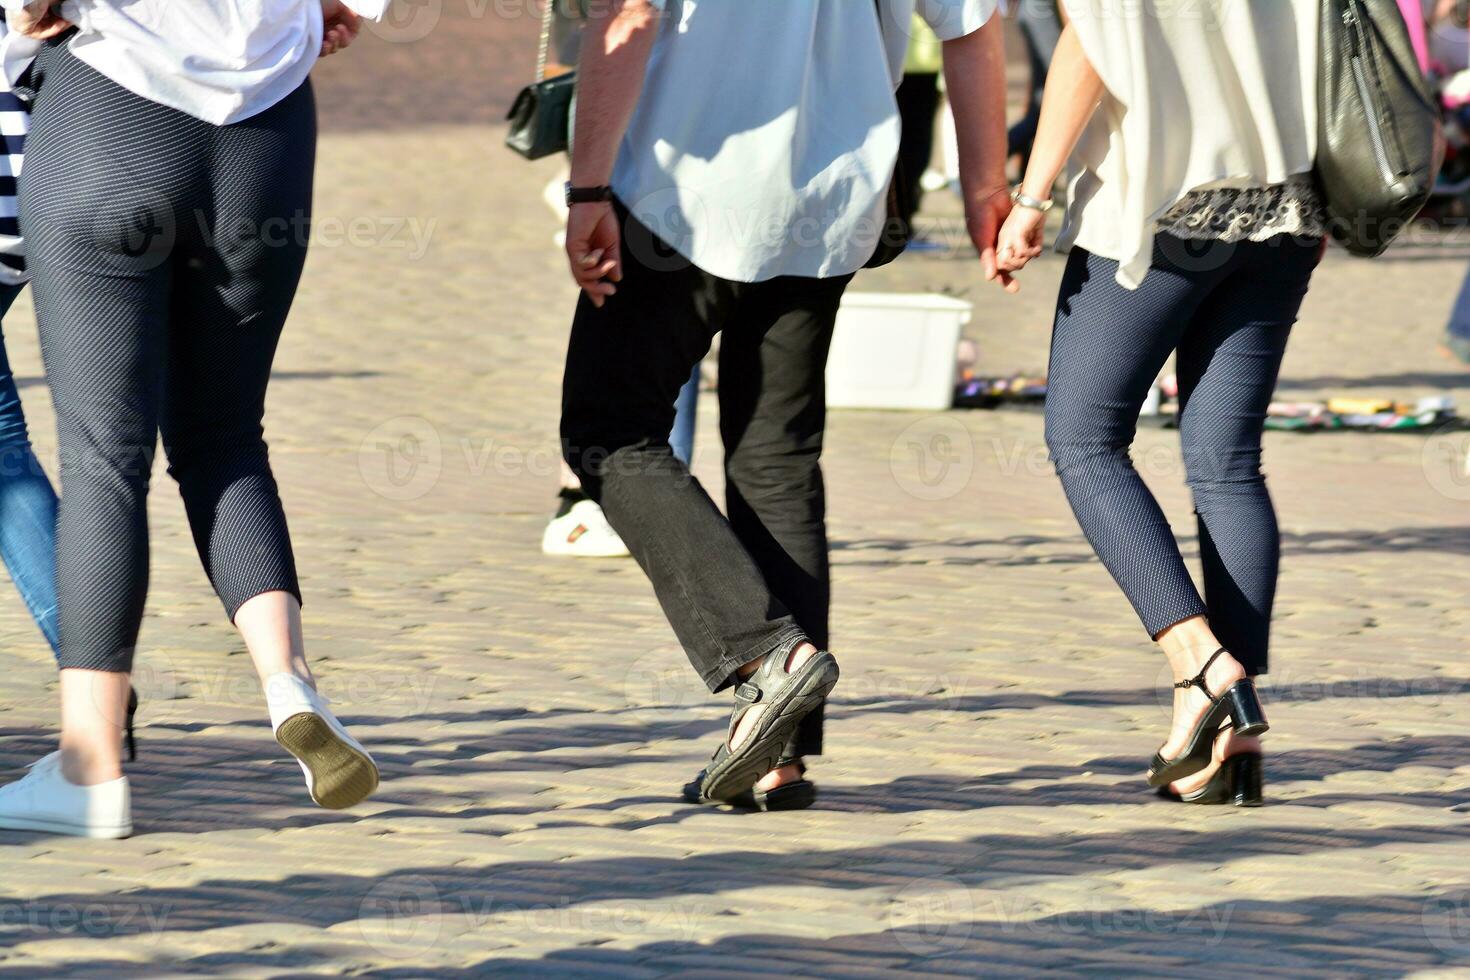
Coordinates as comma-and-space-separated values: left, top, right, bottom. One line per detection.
1055, 0, 1320, 287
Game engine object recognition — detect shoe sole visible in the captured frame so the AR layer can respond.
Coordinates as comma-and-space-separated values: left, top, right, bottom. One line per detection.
541, 541, 631, 558
0, 815, 131, 839
700, 656, 839, 803
275, 712, 380, 810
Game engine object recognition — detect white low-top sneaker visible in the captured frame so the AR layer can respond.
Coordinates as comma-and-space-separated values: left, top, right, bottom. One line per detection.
0, 752, 132, 839
541, 498, 631, 558
264, 673, 379, 810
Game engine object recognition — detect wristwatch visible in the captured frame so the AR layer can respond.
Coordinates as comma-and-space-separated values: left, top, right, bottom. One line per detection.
1010, 188, 1054, 213
565, 183, 614, 206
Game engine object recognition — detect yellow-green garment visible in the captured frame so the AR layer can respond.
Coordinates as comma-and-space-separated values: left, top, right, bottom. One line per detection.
904, 15, 943, 74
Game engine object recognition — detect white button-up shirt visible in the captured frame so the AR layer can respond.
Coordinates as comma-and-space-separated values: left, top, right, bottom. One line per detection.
612, 0, 998, 283
0, 0, 390, 125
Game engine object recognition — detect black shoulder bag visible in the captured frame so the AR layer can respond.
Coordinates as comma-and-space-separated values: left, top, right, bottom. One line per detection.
505, 1, 576, 160
1316, 0, 1443, 256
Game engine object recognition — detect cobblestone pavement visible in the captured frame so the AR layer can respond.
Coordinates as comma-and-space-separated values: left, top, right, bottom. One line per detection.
1, 9, 1468, 977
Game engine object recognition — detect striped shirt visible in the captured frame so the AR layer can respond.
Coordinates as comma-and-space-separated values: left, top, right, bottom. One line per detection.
0, 19, 23, 285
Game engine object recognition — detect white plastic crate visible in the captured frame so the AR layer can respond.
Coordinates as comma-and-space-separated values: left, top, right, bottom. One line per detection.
825, 292, 972, 410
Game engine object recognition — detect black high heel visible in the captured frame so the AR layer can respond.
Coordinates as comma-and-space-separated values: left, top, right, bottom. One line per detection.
1156, 752, 1264, 806
1146, 648, 1268, 788
124, 687, 138, 762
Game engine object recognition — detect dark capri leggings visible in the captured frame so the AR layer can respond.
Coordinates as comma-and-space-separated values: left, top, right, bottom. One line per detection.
20, 41, 311, 672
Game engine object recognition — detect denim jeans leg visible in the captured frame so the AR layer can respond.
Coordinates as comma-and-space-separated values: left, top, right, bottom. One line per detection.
1447, 263, 1470, 342
669, 363, 700, 466
0, 283, 61, 654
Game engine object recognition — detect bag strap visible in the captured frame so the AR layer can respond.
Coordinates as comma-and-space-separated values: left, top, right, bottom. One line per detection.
535, 0, 557, 83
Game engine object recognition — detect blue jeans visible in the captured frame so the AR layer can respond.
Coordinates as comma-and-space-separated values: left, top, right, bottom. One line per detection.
0, 282, 59, 653
1448, 264, 1470, 342
670, 364, 700, 465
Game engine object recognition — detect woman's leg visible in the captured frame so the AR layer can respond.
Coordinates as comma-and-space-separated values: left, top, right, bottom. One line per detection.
1044, 247, 1213, 639
0, 286, 60, 653
156, 83, 373, 808
1175, 237, 1319, 677
1161, 237, 1318, 793
157, 87, 310, 673
1044, 244, 1252, 765
19, 45, 185, 783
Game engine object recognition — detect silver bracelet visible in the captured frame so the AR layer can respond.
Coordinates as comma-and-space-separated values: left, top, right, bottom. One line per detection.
1010, 189, 1054, 213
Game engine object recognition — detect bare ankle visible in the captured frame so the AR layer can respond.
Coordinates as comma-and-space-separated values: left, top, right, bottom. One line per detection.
1156, 616, 1217, 658
755, 761, 804, 792
59, 746, 123, 786
785, 642, 819, 670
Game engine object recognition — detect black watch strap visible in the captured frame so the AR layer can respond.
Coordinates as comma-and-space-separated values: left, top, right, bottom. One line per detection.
565, 183, 614, 206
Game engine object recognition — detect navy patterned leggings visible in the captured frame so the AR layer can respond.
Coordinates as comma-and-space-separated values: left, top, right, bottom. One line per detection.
1044, 233, 1320, 675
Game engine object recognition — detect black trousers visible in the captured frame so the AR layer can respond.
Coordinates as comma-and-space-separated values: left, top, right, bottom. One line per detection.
22, 40, 307, 672
561, 209, 851, 757
895, 72, 940, 227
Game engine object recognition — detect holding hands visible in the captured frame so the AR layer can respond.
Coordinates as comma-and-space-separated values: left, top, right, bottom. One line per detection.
964, 184, 1021, 294
994, 192, 1050, 281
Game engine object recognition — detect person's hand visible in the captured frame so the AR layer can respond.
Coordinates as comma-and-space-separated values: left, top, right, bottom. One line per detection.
566, 201, 622, 307
9, 2, 73, 40
995, 203, 1048, 278
964, 184, 1019, 293
321, 0, 362, 56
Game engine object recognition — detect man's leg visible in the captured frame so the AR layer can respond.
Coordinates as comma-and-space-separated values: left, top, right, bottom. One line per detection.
561, 215, 807, 692
1008, 0, 1063, 162
720, 273, 853, 764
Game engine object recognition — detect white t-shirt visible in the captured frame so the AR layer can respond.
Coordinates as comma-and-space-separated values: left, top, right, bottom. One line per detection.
0, 0, 391, 125
612, 0, 998, 283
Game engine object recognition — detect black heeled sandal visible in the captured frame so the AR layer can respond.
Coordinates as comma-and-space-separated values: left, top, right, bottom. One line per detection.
125, 687, 138, 762
1146, 648, 1268, 788
683, 759, 817, 812
1156, 752, 1264, 806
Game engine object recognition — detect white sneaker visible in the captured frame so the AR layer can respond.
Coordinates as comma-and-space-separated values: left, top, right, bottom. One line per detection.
264, 674, 379, 810
541, 498, 631, 558
0, 752, 132, 839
